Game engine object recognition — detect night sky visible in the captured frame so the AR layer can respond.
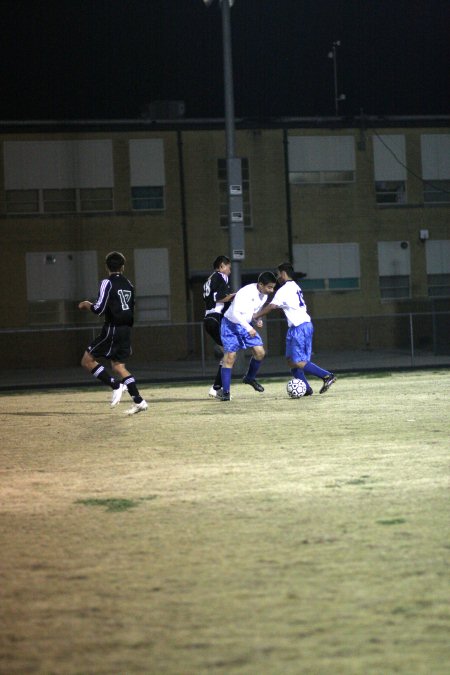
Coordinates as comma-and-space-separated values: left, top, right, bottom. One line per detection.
1, 0, 449, 121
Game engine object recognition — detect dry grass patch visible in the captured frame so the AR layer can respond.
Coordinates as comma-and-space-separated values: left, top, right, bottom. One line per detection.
0, 370, 449, 674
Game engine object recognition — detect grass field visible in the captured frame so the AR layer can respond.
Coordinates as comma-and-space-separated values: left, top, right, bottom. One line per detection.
0, 369, 449, 674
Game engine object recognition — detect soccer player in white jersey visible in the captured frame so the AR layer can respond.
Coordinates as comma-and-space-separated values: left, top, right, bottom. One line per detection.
219, 271, 277, 401
253, 262, 336, 395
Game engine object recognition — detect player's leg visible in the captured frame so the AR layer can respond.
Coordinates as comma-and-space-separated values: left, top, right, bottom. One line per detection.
81, 349, 117, 391
111, 361, 147, 412
218, 318, 243, 400
219, 351, 235, 399
286, 326, 313, 394
204, 316, 224, 395
299, 323, 336, 393
212, 353, 224, 391
111, 329, 148, 414
109, 361, 128, 407
287, 360, 313, 396
243, 344, 265, 392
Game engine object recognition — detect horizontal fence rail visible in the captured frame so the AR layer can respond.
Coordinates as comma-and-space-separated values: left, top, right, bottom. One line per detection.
0, 312, 449, 390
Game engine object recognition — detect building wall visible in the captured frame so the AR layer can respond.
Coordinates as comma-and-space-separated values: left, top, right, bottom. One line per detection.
0, 118, 449, 367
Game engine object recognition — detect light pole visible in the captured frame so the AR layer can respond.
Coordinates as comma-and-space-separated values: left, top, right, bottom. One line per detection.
202, 0, 244, 294
327, 40, 346, 116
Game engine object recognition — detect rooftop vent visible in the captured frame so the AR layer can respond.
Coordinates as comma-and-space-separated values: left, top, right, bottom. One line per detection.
141, 101, 186, 120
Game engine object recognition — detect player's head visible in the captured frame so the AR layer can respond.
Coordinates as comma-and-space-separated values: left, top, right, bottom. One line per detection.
105, 251, 126, 272
213, 255, 231, 271
276, 262, 295, 279
257, 271, 277, 295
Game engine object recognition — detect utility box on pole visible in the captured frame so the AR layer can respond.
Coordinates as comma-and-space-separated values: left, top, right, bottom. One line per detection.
227, 157, 245, 261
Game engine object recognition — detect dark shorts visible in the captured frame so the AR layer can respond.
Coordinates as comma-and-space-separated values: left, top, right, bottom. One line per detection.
203, 314, 223, 346
87, 324, 132, 362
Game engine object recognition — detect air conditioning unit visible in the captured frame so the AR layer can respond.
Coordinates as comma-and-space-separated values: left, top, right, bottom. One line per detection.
141, 101, 186, 120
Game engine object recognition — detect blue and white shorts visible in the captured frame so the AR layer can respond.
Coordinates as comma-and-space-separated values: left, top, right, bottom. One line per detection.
221, 317, 263, 353
285, 321, 314, 362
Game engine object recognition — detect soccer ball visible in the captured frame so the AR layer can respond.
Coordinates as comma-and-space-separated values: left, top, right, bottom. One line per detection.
286, 378, 307, 398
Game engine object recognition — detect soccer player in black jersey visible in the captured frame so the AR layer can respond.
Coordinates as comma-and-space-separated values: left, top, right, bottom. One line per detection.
78, 251, 148, 415
202, 255, 235, 398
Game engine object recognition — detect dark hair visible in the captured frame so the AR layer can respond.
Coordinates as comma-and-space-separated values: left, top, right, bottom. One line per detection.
213, 255, 231, 269
257, 271, 277, 286
105, 251, 126, 272
277, 262, 295, 278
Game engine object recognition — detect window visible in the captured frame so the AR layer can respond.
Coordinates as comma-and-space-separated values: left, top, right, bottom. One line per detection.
134, 248, 171, 322
290, 170, 354, 185
375, 181, 406, 204
129, 139, 165, 211
131, 186, 164, 210
426, 240, 450, 297
26, 251, 98, 325
379, 275, 410, 299
288, 136, 355, 184
373, 135, 407, 205
378, 241, 411, 300
292, 243, 360, 291
427, 274, 450, 297
5, 187, 113, 214
3, 140, 114, 214
218, 158, 252, 228
43, 188, 76, 213
134, 295, 170, 321
6, 189, 39, 213
423, 180, 450, 204
80, 187, 113, 211
421, 134, 450, 204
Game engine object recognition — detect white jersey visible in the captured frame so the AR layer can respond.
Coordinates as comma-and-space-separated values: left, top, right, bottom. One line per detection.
270, 280, 311, 327
224, 283, 268, 332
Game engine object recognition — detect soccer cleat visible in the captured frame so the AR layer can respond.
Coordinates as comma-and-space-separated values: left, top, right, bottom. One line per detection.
319, 374, 336, 394
110, 383, 125, 407
217, 391, 231, 401
125, 399, 148, 415
304, 387, 314, 396
242, 376, 264, 392
209, 387, 232, 400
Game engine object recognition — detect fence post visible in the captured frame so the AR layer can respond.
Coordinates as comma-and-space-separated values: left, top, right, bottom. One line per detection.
200, 322, 206, 376
409, 313, 415, 367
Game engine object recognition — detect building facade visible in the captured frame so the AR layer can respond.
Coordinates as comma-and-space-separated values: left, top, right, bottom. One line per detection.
1, 116, 449, 367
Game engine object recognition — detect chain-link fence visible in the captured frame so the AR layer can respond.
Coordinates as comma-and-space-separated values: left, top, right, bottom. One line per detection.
1, 312, 449, 386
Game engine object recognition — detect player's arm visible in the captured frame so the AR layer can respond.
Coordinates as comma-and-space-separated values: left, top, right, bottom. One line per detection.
230, 292, 255, 334
217, 292, 236, 303
88, 279, 111, 315
78, 300, 92, 311
252, 303, 277, 322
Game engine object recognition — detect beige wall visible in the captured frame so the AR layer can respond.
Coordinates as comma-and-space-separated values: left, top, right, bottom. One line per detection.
0, 121, 449, 355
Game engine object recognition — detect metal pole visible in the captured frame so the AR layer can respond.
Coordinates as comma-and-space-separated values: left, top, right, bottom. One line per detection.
204, 0, 245, 374
220, 0, 244, 293
328, 41, 344, 116
221, 0, 235, 157
332, 44, 338, 116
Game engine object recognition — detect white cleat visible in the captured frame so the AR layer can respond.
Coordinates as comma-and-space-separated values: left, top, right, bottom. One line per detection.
111, 383, 125, 407
208, 386, 232, 400
125, 400, 148, 415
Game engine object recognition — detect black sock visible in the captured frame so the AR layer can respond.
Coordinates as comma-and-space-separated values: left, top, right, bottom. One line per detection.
123, 376, 142, 403
213, 365, 222, 389
92, 365, 115, 388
